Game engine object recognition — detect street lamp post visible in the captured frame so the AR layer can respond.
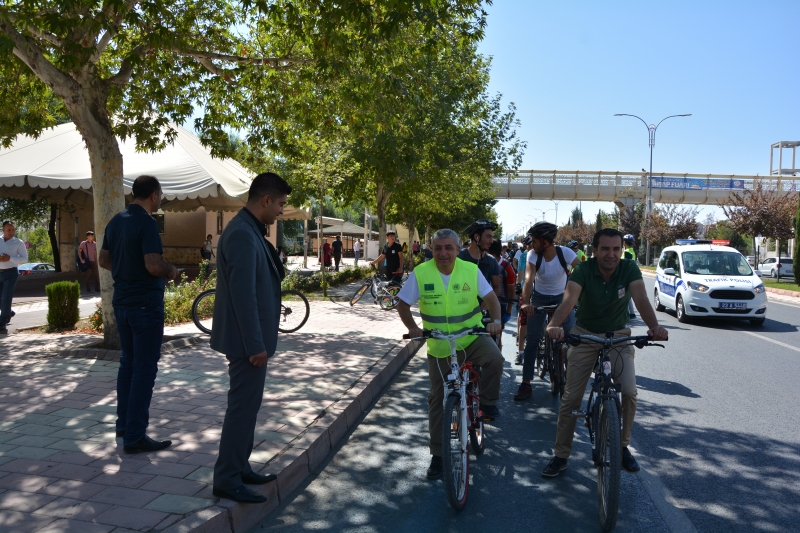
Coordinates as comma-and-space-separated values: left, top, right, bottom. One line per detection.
551, 200, 561, 226
614, 113, 691, 265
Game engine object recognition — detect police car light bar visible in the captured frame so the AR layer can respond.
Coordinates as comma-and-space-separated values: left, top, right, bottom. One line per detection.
675, 239, 730, 245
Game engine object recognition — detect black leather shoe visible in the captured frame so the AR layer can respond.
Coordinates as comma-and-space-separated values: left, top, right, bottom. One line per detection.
426, 456, 442, 479
213, 485, 267, 504
542, 456, 568, 477
622, 447, 640, 473
115, 429, 126, 438
241, 472, 277, 485
123, 435, 172, 454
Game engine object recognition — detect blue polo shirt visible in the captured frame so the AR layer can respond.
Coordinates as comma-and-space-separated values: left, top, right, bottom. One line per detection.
101, 204, 165, 307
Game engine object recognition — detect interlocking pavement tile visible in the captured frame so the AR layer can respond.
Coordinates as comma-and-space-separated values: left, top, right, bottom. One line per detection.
87, 456, 150, 474
90, 486, 161, 507
45, 439, 104, 453
139, 475, 207, 496
2, 446, 60, 461
36, 518, 114, 533
178, 452, 217, 468
184, 466, 213, 484
0, 510, 56, 532
38, 480, 107, 499
0, 489, 57, 512
43, 463, 104, 482
144, 493, 216, 514
0, 458, 58, 475
93, 505, 168, 530
154, 513, 183, 530
6, 424, 62, 437
0, 473, 54, 493
33, 497, 112, 521
40, 450, 98, 466
90, 470, 155, 488
137, 461, 199, 479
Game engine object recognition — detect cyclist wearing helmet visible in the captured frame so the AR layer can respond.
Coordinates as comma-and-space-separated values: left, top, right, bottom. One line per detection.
623, 234, 638, 319
567, 240, 587, 262
459, 219, 501, 296
514, 221, 580, 401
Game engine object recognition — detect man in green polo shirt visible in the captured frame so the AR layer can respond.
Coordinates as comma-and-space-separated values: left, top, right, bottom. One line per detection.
540, 228, 668, 477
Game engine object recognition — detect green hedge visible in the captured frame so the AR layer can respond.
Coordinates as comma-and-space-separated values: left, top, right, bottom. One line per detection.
45, 281, 80, 329
163, 261, 216, 325
281, 265, 372, 293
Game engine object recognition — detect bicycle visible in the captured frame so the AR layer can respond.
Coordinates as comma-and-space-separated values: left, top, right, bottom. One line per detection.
403, 327, 489, 511
565, 332, 665, 532
529, 304, 567, 397
349, 267, 402, 310
191, 289, 310, 335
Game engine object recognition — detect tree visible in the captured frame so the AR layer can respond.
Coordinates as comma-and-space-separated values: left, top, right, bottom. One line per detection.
569, 207, 583, 226
640, 204, 700, 249
619, 203, 644, 240
720, 178, 797, 263
595, 211, 603, 231
1, 0, 486, 347
705, 220, 749, 252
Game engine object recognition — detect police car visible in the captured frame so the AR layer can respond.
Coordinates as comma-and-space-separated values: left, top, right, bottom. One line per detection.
654, 239, 767, 326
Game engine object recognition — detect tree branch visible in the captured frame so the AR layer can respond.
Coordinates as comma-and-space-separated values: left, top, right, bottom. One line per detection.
5, 11, 64, 47
91, 0, 139, 63
173, 46, 312, 70
105, 44, 148, 87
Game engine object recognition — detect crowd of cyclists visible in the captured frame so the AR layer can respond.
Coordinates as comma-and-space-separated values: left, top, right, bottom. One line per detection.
391, 217, 669, 483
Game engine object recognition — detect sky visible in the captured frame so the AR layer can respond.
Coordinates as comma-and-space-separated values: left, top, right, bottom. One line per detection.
478, 1, 800, 240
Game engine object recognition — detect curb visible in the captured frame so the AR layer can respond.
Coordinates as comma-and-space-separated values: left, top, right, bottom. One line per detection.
163, 338, 424, 533
56, 334, 205, 361
641, 269, 800, 298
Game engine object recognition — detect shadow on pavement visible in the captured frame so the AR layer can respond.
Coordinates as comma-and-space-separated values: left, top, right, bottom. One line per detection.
636, 376, 701, 398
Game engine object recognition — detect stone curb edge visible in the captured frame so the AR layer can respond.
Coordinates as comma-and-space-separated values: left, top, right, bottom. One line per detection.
162, 338, 425, 533
640, 269, 800, 298
56, 335, 205, 361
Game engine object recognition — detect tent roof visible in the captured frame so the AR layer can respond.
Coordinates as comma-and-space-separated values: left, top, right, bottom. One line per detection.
320, 221, 377, 237
0, 122, 308, 218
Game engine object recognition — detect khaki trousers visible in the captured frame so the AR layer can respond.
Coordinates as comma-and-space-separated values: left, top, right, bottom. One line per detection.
427, 335, 503, 456
554, 325, 637, 458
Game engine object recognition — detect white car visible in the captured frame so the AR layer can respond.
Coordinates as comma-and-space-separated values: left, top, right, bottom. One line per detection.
654, 240, 767, 326
757, 257, 793, 278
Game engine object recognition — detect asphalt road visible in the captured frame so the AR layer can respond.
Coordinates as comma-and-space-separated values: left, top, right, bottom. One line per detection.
249, 276, 800, 533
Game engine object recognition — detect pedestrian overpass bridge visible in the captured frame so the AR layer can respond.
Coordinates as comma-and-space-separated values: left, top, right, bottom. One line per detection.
492, 170, 799, 208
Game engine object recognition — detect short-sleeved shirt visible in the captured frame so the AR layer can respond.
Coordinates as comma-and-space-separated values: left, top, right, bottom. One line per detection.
383, 241, 403, 273
457, 249, 497, 284
332, 239, 343, 254
570, 257, 643, 332
398, 267, 494, 306
102, 204, 165, 307
527, 246, 577, 296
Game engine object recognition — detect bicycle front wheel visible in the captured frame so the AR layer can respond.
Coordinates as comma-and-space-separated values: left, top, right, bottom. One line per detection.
597, 398, 621, 532
442, 394, 469, 511
192, 290, 216, 335
378, 283, 402, 310
350, 282, 370, 306
279, 290, 310, 333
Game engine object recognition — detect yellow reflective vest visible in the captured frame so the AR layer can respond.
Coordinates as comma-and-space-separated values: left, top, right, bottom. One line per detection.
415, 258, 484, 358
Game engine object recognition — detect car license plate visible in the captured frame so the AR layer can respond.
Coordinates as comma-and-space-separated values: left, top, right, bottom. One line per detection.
720, 302, 747, 309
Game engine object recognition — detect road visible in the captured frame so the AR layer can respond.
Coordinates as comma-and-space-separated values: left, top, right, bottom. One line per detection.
249, 277, 800, 533
5, 295, 101, 333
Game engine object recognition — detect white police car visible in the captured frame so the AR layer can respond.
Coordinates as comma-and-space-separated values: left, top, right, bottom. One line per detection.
654, 239, 767, 326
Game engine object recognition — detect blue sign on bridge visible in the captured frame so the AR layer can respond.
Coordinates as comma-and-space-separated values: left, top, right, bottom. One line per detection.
650, 177, 745, 190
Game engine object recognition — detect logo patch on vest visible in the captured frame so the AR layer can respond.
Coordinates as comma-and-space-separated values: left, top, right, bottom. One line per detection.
618, 286, 625, 299
424, 283, 434, 292
452, 283, 461, 291
457, 297, 469, 305
462, 282, 471, 292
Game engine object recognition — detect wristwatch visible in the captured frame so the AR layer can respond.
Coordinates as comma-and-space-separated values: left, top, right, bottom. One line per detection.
493, 319, 501, 324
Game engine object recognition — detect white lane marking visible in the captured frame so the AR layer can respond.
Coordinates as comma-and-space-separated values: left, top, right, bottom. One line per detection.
730, 328, 800, 354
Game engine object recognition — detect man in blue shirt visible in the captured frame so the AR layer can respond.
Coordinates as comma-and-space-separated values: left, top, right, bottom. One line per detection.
99, 175, 178, 454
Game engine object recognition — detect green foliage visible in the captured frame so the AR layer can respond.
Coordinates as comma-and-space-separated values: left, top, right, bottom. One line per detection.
0, 198, 49, 228
795, 197, 800, 284
45, 281, 80, 329
705, 220, 749, 252
163, 262, 217, 325
281, 265, 372, 293
26, 227, 54, 263
88, 303, 104, 332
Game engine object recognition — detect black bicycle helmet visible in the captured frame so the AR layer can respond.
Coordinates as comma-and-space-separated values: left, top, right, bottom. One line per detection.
522, 235, 533, 246
527, 221, 558, 242
464, 219, 498, 240
567, 240, 579, 249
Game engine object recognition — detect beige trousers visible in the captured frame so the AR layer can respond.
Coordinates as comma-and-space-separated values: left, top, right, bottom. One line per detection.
426, 336, 503, 456
554, 325, 637, 458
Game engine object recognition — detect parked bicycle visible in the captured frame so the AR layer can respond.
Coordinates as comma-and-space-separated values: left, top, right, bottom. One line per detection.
349, 267, 402, 310
403, 327, 489, 511
192, 289, 310, 335
566, 332, 665, 532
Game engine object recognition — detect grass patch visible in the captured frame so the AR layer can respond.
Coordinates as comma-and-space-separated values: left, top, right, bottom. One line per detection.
760, 278, 800, 292
640, 265, 656, 271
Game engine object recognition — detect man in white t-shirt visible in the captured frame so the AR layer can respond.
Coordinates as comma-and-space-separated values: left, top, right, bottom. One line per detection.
514, 222, 580, 401
353, 239, 361, 265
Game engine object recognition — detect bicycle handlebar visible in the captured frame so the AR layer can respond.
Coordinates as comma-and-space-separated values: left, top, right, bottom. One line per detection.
402, 327, 491, 341
566, 333, 666, 349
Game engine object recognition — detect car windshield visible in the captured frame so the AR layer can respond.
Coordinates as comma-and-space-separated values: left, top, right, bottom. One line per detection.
682, 251, 753, 276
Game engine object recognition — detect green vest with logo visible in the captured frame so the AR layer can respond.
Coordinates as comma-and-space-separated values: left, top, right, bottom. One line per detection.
625, 247, 636, 263
415, 258, 484, 358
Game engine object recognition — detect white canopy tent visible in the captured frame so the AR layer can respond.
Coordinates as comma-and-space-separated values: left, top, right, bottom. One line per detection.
0, 122, 309, 219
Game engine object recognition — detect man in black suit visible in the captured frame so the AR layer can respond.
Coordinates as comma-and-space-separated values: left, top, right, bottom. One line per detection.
211, 172, 291, 504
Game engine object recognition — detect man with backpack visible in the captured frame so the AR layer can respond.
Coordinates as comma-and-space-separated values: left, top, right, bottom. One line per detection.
514, 222, 580, 401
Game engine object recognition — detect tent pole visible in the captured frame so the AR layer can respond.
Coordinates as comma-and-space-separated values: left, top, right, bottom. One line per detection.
303, 219, 308, 268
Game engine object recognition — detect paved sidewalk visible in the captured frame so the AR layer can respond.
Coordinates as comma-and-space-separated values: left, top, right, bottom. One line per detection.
0, 298, 419, 532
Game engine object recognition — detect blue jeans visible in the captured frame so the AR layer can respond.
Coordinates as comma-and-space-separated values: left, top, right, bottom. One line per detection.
115, 305, 164, 444
354, 251, 360, 265
0, 268, 18, 328
522, 291, 576, 381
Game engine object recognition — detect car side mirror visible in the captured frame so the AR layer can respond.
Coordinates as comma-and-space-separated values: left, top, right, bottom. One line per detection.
663, 268, 676, 276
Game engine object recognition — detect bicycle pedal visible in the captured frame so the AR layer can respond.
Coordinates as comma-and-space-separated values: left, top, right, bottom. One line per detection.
572, 410, 586, 417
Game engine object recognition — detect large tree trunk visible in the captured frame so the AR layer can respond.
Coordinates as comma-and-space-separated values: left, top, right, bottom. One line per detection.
65, 90, 126, 349
375, 182, 391, 250
48, 204, 61, 272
